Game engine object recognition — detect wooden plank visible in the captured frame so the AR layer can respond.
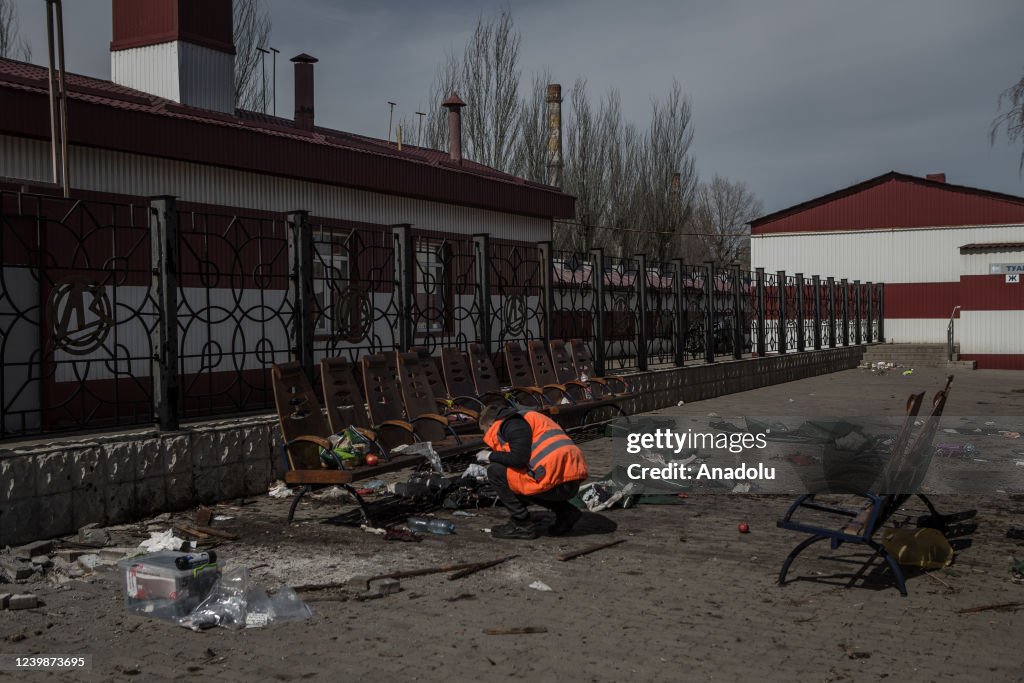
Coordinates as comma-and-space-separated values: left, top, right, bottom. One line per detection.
557, 539, 625, 562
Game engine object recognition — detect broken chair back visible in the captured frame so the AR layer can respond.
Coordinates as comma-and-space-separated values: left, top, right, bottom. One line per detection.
776, 376, 960, 596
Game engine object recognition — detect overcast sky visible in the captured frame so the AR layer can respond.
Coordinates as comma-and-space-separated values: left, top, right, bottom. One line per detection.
11, 0, 1024, 214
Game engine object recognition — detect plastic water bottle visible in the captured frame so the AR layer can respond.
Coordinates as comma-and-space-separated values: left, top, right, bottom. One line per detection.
406, 517, 455, 535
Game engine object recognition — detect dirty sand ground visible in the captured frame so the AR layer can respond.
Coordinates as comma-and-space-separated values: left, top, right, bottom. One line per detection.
2, 367, 1024, 682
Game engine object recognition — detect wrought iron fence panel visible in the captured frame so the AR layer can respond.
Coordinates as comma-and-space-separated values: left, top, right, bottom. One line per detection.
645, 260, 676, 367
0, 192, 155, 437
550, 249, 598, 368
762, 271, 781, 353
801, 277, 816, 350
739, 270, 757, 357
782, 275, 799, 353
406, 235, 478, 355
488, 241, 544, 351
712, 267, 738, 361
602, 255, 641, 370
310, 221, 401, 363
177, 211, 292, 419
679, 264, 707, 362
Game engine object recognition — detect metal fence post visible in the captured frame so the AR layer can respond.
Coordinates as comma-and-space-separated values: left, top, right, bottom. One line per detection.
473, 233, 492, 350
150, 196, 180, 431
841, 278, 850, 346
827, 276, 836, 348
865, 281, 873, 344
537, 241, 554, 342
704, 261, 715, 363
812, 275, 822, 350
854, 279, 862, 345
636, 253, 649, 371
590, 247, 606, 375
672, 257, 686, 366
392, 223, 415, 352
777, 270, 787, 355
287, 210, 314, 383
732, 265, 744, 359
795, 273, 805, 352
878, 283, 885, 342
755, 267, 766, 357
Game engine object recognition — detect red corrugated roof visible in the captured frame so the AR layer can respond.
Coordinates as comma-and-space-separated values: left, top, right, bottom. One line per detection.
751, 171, 1024, 235
0, 57, 575, 219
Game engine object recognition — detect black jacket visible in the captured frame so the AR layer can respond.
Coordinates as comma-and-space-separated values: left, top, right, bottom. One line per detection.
488, 407, 533, 469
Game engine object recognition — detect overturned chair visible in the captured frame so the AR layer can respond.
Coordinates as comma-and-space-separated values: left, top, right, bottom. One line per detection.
776, 376, 969, 596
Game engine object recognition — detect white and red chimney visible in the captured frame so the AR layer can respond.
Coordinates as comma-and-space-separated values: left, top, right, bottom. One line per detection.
110, 0, 236, 114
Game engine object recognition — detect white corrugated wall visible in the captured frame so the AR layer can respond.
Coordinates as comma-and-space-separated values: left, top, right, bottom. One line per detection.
0, 134, 552, 242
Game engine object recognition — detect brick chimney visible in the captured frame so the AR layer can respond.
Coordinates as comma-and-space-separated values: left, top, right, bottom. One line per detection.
110, 0, 236, 114
442, 92, 466, 163
291, 54, 318, 130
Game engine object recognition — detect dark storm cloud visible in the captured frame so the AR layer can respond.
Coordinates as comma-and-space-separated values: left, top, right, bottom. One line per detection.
13, 0, 1024, 213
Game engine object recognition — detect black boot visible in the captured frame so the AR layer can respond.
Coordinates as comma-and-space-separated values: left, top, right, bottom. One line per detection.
491, 516, 539, 540
548, 506, 582, 536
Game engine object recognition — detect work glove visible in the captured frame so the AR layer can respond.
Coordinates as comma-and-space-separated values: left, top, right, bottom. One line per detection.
475, 449, 492, 464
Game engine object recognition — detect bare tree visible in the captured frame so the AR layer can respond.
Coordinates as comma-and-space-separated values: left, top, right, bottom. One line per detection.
513, 68, 552, 183
422, 11, 522, 172
0, 0, 31, 61
233, 0, 271, 111
992, 74, 1024, 172
692, 176, 763, 268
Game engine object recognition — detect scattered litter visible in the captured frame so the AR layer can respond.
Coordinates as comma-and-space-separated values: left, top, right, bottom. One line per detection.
360, 525, 386, 536
213, 515, 233, 522
120, 551, 220, 621
267, 481, 292, 498
481, 528, 492, 534
178, 567, 312, 631
738, 523, 751, 534
447, 555, 518, 580
139, 530, 187, 553
382, 528, 422, 542
310, 486, 350, 501
902, 369, 914, 376
731, 483, 752, 493
452, 511, 477, 517
677, 401, 685, 406
528, 580, 553, 592
461, 464, 488, 481
1000, 431, 1021, 439
406, 517, 455, 535
1013, 556, 1024, 582
958, 601, 1024, 614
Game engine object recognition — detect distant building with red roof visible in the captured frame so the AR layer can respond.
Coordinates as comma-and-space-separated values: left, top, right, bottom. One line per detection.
751, 171, 1024, 369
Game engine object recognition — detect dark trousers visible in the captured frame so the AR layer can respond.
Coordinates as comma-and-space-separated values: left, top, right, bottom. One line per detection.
487, 463, 580, 522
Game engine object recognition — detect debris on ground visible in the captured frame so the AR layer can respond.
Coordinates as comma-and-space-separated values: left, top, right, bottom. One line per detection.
484, 627, 548, 635
78, 522, 111, 547
528, 580, 553, 592
557, 539, 625, 562
139, 530, 187, 553
178, 567, 312, 631
267, 481, 292, 498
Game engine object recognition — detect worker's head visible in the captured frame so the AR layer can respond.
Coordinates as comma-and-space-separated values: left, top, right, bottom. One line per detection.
478, 404, 503, 431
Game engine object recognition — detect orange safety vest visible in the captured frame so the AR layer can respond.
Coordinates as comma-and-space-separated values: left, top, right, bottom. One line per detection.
484, 410, 589, 495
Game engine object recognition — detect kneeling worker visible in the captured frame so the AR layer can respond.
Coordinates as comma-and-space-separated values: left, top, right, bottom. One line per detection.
477, 404, 589, 539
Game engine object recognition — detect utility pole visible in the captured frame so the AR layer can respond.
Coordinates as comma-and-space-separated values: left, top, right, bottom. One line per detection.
257, 47, 269, 114
387, 101, 396, 143
270, 47, 279, 116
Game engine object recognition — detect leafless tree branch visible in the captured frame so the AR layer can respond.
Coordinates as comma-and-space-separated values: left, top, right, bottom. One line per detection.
992, 74, 1024, 173
0, 0, 31, 62
233, 0, 271, 111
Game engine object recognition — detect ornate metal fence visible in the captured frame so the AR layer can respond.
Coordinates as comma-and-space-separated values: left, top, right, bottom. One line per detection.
0, 191, 885, 438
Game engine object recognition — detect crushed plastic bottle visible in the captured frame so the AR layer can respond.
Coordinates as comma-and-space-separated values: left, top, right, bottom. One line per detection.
406, 516, 455, 535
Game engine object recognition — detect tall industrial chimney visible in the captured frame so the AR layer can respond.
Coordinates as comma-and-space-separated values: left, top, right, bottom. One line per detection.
110, 0, 236, 114
442, 92, 466, 164
546, 84, 563, 189
291, 53, 318, 130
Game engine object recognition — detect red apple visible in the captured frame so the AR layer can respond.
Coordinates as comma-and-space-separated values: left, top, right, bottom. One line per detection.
364, 453, 380, 467
738, 522, 750, 534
